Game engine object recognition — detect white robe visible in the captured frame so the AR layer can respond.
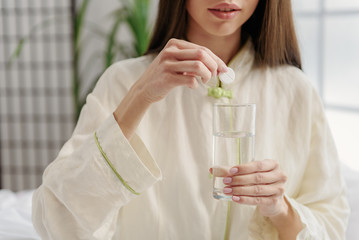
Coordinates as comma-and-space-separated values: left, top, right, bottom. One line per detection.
32, 40, 350, 239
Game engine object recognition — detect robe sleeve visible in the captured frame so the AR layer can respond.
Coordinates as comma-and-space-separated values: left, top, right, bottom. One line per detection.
32, 62, 161, 240
249, 88, 350, 239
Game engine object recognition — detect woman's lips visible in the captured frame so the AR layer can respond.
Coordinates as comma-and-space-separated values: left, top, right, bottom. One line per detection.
208, 9, 240, 19
208, 3, 241, 20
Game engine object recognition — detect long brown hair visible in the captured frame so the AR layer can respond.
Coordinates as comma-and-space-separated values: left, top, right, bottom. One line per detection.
146, 0, 302, 69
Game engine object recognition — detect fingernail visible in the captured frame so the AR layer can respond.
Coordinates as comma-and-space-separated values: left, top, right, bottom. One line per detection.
223, 177, 232, 184
233, 196, 240, 202
221, 66, 228, 72
223, 188, 232, 194
212, 71, 217, 78
230, 167, 238, 174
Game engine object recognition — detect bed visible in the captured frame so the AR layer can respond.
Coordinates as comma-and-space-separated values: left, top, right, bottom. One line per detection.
0, 190, 39, 240
0, 164, 358, 240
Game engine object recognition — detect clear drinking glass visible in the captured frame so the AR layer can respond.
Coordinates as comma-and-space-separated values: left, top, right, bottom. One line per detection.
212, 103, 256, 200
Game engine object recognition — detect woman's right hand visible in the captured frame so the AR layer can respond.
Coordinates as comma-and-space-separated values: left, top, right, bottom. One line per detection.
114, 38, 227, 139
134, 38, 228, 103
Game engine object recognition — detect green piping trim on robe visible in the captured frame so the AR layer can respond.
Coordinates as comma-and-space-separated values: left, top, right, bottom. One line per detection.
94, 132, 140, 195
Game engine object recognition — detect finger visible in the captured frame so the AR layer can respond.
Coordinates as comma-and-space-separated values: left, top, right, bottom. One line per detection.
172, 74, 199, 89
167, 38, 227, 72
231, 195, 282, 206
224, 183, 285, 197
230, 160, 279, 176
166, 60, 212, 82
212, 165, 230, 177
225, 169, 286, 185
174, 49, 219, 80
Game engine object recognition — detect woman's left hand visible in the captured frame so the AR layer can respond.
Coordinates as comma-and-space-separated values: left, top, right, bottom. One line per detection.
223, 159, 288, 217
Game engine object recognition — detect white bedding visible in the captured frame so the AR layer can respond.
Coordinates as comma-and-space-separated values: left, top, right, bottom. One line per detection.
342, 164, 359, 240
0, 164, 358, 240
0, 190, 39, 240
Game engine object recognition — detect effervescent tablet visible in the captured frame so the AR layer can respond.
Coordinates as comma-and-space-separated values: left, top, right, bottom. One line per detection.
219, 67, 235, 84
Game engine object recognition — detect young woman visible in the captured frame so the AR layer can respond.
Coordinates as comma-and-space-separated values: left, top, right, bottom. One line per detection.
32, 0, 349, 239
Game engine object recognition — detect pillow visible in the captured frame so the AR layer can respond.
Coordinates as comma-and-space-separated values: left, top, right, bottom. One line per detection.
342, 164, 359, 240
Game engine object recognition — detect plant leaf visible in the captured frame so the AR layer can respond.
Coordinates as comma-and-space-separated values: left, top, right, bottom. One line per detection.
105, 9, 126, 67
125, 0, 150, 56
7, 16, 66, 65
75, 0, 90, 49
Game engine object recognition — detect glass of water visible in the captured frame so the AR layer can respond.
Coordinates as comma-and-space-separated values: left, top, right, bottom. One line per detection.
212, 103, 256, 200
